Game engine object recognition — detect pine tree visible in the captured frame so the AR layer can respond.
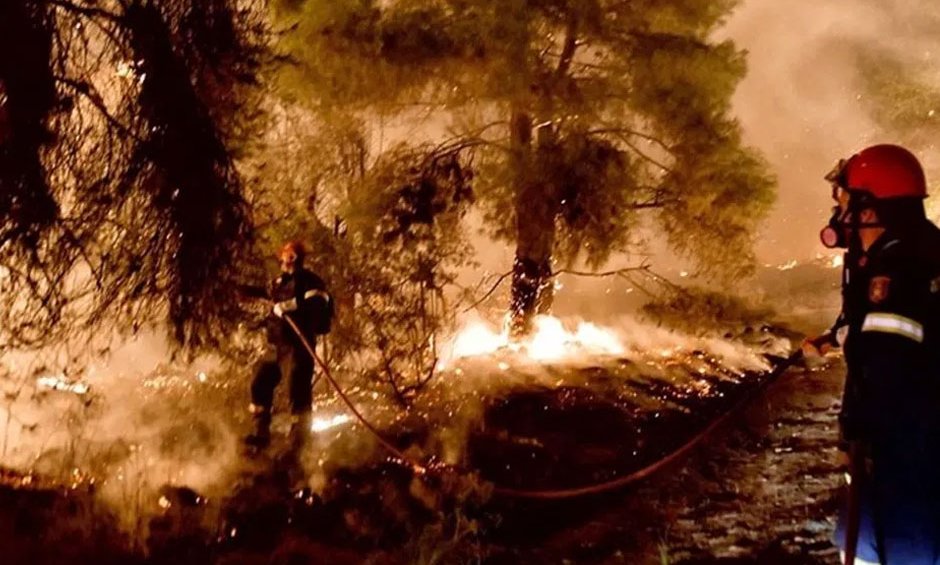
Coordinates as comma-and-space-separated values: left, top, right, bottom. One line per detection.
273, 0, 774, 336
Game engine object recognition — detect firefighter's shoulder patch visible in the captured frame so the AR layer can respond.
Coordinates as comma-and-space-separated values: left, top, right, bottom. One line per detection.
931, 276, 940, 294
869, 276, 891, 304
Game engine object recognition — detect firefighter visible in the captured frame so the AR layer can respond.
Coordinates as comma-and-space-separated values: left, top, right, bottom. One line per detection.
805, 144, 940, 564
245, 240, 333, 449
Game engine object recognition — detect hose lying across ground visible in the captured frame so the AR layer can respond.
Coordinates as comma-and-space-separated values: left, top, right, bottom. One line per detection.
285, 316, 805, 500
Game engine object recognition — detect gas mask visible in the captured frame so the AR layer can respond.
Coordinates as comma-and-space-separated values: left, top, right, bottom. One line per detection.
820, 206, 848, 249
820, 158, 884, 249
821, 159, 850, 249
819, 195, 883, 250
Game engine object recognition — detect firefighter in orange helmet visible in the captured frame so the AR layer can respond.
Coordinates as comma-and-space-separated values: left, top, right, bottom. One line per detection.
805, 144, 940, 564
245, 241, 333, 449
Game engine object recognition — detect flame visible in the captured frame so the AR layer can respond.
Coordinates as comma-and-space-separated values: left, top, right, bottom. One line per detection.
814, 252, 843, 269
446, 315, 624, 363
450, 321, 508, 358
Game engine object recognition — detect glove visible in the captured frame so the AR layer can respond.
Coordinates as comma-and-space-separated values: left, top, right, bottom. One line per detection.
272, 298, 298, 318
801, 331, 838, 357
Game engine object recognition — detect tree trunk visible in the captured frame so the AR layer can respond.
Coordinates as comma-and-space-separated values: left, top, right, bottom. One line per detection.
509, 110, 557, 338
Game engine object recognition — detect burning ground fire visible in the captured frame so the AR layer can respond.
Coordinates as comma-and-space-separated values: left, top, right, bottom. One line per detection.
437, 313, 787, 376
442, 314, 625, 366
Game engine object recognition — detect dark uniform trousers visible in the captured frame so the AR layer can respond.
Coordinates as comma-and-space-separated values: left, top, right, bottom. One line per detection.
251, 339, 315, 415
832, 225, 940, 564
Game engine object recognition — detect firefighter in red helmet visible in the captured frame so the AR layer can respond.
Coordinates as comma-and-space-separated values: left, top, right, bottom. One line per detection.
244, 240, 333, 449
805, 144, 940, 564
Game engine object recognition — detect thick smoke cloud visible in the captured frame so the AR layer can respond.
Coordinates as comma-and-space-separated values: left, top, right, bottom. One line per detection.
724, 0, 940, 263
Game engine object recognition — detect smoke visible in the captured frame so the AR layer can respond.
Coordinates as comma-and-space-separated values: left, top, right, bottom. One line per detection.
461, 0, 940, 291
722, 0, 940, 264
0, 332, 243, 535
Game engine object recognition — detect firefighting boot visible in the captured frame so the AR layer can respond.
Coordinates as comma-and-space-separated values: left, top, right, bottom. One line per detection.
244, 405, 272, 450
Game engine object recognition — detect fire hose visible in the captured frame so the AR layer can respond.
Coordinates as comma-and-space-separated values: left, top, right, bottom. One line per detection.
283, 316, 428, 475
285, 315, 805, 500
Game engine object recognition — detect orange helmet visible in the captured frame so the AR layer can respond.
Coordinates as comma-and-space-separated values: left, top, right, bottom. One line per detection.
278, 240, 306, 263
827, 144, 927, 200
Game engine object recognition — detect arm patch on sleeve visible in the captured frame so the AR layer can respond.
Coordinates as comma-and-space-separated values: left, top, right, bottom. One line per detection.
868, 276, 891, 304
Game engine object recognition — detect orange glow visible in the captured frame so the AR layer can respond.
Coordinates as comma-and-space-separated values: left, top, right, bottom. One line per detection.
445, 315, 625, 364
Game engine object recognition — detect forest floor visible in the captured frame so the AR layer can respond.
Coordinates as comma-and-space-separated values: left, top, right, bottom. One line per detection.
0, 355, 849, 565
0, 263, 848, 564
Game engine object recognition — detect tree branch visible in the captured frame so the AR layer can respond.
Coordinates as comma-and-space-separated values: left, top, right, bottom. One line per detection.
627, 199, 670, 210
55, 76, 141, 141
554, 15, 579, 81
461, 270, 512, 313
49, 0, 121, 22
594, 129, 674, 172
587, 126, 673, 154
553, 263, 651, 278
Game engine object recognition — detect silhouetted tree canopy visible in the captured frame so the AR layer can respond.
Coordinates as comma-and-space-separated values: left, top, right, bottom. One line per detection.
0, 0, 60, 251
0, 0, 268, 351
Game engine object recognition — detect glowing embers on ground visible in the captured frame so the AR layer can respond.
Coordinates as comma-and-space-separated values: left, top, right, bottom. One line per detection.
36, 375, 90, 395
445, 314, 625, 364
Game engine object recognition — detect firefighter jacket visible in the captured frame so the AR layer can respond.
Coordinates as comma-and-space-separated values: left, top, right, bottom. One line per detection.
266, 268, 331, 346
837, 220, 940, 444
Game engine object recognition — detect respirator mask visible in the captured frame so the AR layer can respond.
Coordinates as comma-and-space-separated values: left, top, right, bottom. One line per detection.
820, 206, 848, 249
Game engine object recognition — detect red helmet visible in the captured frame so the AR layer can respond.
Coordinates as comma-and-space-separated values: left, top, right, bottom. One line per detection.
828, 144, 927, 199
